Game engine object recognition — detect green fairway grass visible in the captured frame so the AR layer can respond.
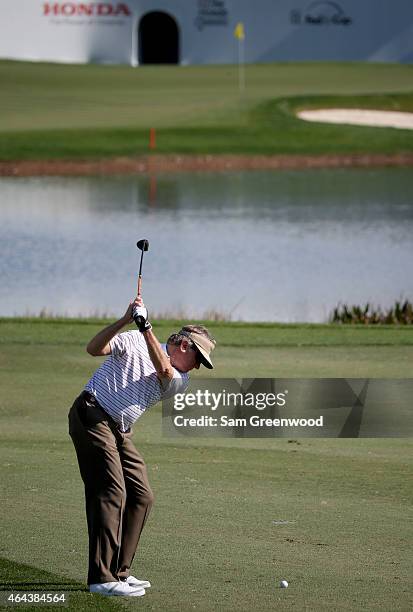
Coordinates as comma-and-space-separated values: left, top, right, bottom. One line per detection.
0, 319, 412, 610
0, 61, 412, 160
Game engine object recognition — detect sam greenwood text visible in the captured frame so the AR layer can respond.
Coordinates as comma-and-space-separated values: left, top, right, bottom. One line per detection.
173, 415, 324, 428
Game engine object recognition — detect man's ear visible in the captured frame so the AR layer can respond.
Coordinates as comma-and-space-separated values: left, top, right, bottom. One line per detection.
180, 339, 189, 352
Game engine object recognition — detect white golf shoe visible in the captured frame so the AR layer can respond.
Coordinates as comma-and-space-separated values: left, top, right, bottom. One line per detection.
124, 575, 151, 589
89, 581, 145, 596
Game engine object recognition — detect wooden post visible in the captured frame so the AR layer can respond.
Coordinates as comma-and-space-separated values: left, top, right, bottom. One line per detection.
149, 127, 156, 150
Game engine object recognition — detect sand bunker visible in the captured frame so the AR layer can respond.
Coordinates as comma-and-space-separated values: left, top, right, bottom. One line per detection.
297, 109, 413, 130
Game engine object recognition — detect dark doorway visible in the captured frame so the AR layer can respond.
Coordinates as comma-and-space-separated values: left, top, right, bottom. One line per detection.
138, 12, 179, 65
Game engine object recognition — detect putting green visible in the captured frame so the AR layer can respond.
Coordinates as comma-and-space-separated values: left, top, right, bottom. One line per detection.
0, 62, 412, 159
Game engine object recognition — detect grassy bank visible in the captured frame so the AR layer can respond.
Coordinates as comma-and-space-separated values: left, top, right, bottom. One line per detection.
0, 319, 412, 610
0, 61, 412, 160
2, 318, 413, 380
2, 317, 413, 347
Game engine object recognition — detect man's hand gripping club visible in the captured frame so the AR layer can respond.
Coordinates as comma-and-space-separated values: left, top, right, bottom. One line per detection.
132, 297, 152, 333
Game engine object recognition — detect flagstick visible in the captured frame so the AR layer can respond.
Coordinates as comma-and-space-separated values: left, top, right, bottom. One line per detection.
238, 37, 245, 94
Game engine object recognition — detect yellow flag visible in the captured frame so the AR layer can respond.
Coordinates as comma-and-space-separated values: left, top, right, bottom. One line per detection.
234, 22, 245, 41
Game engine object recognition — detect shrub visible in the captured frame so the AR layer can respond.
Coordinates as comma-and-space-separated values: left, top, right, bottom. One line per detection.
330, 300, 413, 324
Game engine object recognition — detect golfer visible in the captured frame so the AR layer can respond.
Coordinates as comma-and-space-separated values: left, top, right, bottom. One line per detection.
68, 297, 216, 597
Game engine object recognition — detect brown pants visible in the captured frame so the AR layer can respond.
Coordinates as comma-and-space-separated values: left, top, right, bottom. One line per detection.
68, 392, 154, 585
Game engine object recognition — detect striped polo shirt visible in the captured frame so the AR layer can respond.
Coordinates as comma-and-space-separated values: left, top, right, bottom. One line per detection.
85, 330, 189, 432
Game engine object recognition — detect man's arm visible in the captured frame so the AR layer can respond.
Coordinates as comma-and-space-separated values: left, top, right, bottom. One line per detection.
86, 302, 135, 356
142, 329, 174, 381
132, 297, 174, 380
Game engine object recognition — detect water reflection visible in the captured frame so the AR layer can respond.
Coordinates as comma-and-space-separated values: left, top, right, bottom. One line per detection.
0, 169, 412, 321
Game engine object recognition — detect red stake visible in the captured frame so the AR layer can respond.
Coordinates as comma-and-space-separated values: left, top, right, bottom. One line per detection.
149, 128, 156, 150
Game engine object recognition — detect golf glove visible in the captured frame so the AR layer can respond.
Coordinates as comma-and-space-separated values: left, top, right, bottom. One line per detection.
132, 304, 152, 333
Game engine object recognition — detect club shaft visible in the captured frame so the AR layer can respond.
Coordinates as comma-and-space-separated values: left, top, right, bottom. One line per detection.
138, 250, 144, 277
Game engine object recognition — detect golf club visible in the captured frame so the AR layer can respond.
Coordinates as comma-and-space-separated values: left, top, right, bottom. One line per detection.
136, 239, 149, 297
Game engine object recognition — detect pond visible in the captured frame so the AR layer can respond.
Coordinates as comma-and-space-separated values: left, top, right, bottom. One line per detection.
0, 168, 412, 322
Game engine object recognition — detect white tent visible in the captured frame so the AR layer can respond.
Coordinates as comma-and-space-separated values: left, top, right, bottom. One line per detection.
1, 1, 412, 65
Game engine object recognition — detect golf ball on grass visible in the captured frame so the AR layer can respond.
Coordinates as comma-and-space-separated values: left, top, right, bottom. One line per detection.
280, 580, 289, 588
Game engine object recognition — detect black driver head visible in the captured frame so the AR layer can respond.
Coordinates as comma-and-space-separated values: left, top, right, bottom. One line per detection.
137, 239, 149, 252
